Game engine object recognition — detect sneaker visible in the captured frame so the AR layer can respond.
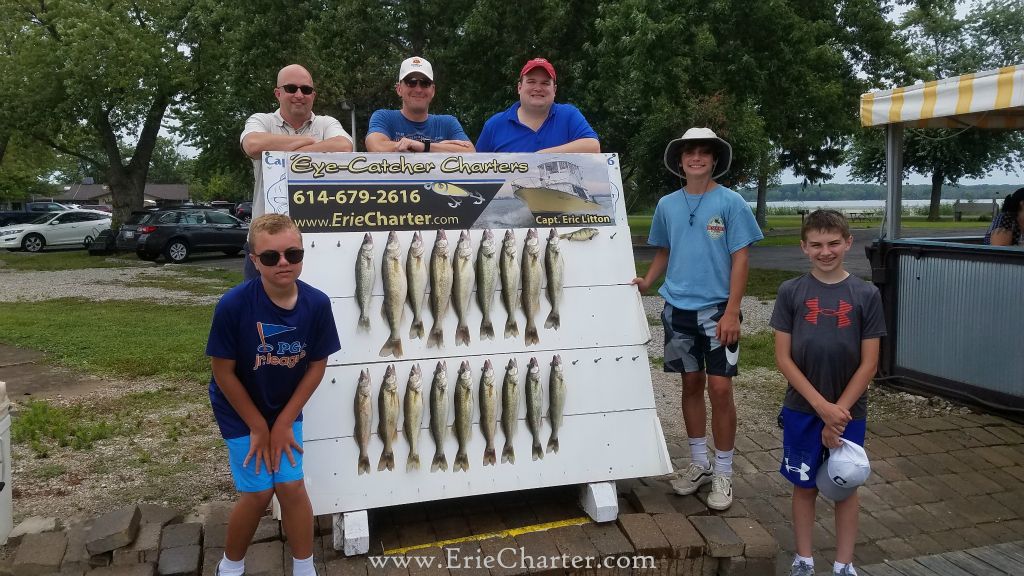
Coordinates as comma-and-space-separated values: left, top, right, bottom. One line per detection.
706, 474, 733, 510
789, 561, 814, 576
834, 565, 857, 576
670, 462, 713, 496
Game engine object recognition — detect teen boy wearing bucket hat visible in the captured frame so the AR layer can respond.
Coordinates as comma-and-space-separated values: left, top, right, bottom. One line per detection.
771, 209, 886, 576
633, 127, 763, 510
475, 57, 600, 153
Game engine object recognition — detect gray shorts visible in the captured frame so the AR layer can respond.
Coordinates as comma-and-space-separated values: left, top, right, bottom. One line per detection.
661, 302, 740, 377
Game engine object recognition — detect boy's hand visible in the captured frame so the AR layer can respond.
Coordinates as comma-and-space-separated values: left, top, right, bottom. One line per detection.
821, 428, 843, 449
243, 422, 271, 476
716, 310, 741, 345
631, 277, 651, 293
816, 402, 852, 435
270, 421, 304, 472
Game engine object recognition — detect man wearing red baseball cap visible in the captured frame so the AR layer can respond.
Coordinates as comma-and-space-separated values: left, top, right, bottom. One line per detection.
475, 57, 600, 153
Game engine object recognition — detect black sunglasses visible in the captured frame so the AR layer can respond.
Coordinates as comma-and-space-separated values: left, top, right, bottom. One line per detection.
402, 78, 433, 88
255, 248, 305, 266
279, 84, 315, 95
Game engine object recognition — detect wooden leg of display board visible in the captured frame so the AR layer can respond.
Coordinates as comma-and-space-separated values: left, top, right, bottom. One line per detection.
579, 481, 618, 523
333, 511, 369, 556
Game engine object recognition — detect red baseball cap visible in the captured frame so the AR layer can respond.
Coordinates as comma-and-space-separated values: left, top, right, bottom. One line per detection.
519, 58, 556, 80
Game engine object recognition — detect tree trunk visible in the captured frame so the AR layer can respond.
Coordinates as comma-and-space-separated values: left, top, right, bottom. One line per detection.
755, 165, 768, 228
928, 166, 944, 221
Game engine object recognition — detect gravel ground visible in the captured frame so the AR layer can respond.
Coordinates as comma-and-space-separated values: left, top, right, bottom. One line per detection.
0, 261, 222, 304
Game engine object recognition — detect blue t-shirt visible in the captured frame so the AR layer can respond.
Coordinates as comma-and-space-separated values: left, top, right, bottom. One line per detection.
206, 278, 341, 439
366, 109, 469, 143
648, 185, 764, 310
475, 102, 599, 152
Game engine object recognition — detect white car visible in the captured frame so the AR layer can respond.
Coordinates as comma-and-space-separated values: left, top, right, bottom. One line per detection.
0, 210, 112, 252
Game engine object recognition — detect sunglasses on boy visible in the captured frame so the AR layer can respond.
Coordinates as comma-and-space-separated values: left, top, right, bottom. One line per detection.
278, 84, 315, 95
255, 248, 305, 266
402, 77, 433, 88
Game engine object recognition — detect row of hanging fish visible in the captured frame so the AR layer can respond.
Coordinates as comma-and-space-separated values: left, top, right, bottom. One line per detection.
356, 228, 598, 358
353, 356, 566, 475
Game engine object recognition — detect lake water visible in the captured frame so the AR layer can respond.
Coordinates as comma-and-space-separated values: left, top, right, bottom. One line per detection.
750, 199, 999, 210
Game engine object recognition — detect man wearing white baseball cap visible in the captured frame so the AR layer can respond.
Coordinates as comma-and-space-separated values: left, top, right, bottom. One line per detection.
633, 127, 763, 511
365, 56, 474, 153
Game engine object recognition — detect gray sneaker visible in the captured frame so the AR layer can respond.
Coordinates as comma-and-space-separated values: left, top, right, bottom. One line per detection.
670, 462, 713, 496
789, 561, 814, 576
834, 565, 857, 576
706, 474, 733, 510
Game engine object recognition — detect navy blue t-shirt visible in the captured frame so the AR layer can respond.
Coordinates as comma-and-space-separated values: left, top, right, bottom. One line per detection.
207, 278, 341, 439
366, 109, 469, 143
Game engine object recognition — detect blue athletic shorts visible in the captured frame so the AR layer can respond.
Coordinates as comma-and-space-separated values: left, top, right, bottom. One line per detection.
778, 406, 866, 489
223, 421, 304, 492
661, 302, 741, 376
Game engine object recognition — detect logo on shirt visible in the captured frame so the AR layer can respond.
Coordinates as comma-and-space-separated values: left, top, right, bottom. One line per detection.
804, 298, 853, 328
254, 322, 306, 370
706, 215, 725, 240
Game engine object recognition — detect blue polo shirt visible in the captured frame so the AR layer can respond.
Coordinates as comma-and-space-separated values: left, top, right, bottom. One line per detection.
475, 102, 599, 152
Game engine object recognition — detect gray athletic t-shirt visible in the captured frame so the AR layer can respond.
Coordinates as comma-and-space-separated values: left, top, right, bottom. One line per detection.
770, 274, 886, 419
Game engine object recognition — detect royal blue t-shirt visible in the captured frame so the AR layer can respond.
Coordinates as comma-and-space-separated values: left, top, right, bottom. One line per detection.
475, 102, 599, 152
648, 185, 764, 310
366, 109, 469, 143
206, 278, 341, 439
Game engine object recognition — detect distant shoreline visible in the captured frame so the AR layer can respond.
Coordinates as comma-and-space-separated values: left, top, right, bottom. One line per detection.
738, 182, 1018, 203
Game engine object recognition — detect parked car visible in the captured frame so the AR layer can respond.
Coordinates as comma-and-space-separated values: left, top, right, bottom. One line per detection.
115, 210, 160, 252
134, 208, 248, 263
80, 204, 113, 213
0, 201, 72, 226
235, 201, 253, 222
0, 210, 112, 252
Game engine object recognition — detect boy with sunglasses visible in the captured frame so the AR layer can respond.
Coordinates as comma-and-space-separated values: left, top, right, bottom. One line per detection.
241, 64, 353, 279
365, 56, 475, 153
207, 214, 340, 576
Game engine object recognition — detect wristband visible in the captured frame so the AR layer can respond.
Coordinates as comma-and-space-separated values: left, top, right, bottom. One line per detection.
422, 140, 430, 152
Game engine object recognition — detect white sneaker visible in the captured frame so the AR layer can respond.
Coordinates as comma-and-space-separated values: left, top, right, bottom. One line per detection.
670, 462, 713, 495
789, 561, 814, 576
706, 474, 733, 510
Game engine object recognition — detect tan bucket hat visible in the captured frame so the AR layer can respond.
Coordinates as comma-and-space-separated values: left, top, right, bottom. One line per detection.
663, 127, 733, 180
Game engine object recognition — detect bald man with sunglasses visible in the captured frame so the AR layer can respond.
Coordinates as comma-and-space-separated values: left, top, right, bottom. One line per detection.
240, 64, 353, 279
365, 56, 474, 153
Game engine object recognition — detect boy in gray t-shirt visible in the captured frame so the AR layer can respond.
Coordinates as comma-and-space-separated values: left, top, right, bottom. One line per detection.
770, 210, 886, 576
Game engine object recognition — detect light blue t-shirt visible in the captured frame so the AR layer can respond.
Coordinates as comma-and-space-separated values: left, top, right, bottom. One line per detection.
366, 109, 469, 143
648, 185, 764, 310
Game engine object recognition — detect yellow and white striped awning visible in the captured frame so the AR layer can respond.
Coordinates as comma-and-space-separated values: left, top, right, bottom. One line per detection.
860, 64, 1024, 129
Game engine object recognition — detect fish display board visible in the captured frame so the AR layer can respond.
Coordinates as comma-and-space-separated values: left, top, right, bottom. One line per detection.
260, 152, 671, 514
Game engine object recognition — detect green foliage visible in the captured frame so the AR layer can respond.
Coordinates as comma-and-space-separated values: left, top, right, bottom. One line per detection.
0, 299, 214, 383
13, 401, 115, 456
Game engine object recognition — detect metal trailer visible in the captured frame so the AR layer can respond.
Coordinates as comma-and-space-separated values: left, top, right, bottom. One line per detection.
860, 64, 1024, 417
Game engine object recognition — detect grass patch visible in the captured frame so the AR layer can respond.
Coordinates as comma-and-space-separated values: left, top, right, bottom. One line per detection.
0, 299, 214, 383
34, 463, 67, 479
739, 331, 776, 371
103, 268, 242, 297
12, 401, 117, 456
0, 250, 143, 271
746, 268, 804, 300
650, 356, 664, 369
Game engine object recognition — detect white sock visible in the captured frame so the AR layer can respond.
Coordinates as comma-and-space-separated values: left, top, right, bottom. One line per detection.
714, 448, 734, 477
293, 555, 316, 576
834, 561, 857, 574
688, 437, 710, 468
793, 554, 813, 567
219, 555, 244, 576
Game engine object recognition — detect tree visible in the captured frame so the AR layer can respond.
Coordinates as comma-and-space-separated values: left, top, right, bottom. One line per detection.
848, 0, 1023, 220
0, 0, 196, 225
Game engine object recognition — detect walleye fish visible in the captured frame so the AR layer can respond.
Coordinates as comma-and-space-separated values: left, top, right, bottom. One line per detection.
428, 230, 452, 348
520, 228, 543, 346
500, 358, 519, 464
547, 355, 565, 454
478, 359, 497, 466
544, 228, 564, 330
406, 231, 428, 340
379, 231, 407, 358
451, 230, 474, 346
525, 357, 544, 461
559, 227, 599, 241
354, 369, 372, 475
429, 361, 449, 472
355, 233, 374, 331
475, 229, 498, 341
377, 364, 400, 471
403, 364, 423, 471
499, 230, 519, 339
453, 361, 474, 472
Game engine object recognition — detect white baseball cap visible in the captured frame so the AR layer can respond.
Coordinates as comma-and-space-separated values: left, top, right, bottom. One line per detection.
399, 56, 434, 81
815, 438, 871, 501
